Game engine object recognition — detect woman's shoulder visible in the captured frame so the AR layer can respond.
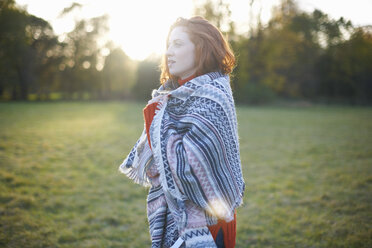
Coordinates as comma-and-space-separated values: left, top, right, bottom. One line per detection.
193, 71, 228, 85
191, 72, 229, 90
164, 72, 232, 102
191, 72, 232, 96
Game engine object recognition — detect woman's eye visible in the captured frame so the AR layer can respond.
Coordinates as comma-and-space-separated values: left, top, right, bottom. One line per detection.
167, 41, 182, 49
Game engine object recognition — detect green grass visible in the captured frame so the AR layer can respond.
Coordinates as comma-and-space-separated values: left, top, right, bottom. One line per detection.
0, 102, 371, 247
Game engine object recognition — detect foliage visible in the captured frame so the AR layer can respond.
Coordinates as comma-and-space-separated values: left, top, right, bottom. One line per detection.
193, 0, 234, 35
316, 28, 372, 104
0, 102, 371, 247
57, 3, 110, 100
131, 56, 161, 101
0, 0, 371, 104
101, 47, 136, 100
0, 0, 59, 100
0, 1, 137, 101
230, 0, 368, 104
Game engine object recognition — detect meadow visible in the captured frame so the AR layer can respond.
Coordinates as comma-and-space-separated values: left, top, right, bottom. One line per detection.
0, 102, 371, 248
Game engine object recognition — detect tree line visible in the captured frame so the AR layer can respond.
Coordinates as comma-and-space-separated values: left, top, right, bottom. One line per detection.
1, 0, 371, 104
229, 0, 372, 104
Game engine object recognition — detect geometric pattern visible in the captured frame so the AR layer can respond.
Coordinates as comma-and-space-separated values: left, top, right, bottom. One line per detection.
119, 71, 245, 247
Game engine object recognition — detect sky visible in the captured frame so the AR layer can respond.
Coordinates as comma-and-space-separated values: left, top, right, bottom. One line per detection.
16, 0, 372, 61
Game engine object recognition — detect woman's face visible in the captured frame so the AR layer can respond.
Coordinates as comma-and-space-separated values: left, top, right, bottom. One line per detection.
166, 27, 196, 80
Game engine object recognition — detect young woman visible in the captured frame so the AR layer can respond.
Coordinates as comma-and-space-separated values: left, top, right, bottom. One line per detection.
119, 16, 245, 248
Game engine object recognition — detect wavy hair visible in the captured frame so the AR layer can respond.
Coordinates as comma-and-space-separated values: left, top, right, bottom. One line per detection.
160, 16, 236, 84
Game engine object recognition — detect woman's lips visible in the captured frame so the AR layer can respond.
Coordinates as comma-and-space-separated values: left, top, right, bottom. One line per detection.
168, 59, 175, 67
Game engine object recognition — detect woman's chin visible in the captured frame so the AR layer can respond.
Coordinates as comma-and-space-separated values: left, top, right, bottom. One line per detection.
169, 71, 178, 78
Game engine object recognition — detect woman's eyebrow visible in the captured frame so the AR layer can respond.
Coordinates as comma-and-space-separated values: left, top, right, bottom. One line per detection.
170, 39, 183, 43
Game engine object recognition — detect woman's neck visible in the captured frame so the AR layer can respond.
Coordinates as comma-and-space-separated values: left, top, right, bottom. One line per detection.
178, 74, 197, 86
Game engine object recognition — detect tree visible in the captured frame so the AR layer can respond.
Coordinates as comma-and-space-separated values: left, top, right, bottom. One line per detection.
131, 56, 161, 101
0, 0, 29, 99
101, 47, 136, 99
58, 4, 109, 99
0, 0, 60, 100
316, 28, 372, 104
193, 0, 235, 38
232, 0, 360, 103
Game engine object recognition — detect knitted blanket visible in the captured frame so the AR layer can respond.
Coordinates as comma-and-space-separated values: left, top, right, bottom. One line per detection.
119, 72, 245, 248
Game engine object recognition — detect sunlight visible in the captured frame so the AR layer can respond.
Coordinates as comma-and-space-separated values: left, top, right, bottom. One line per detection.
16, 0, 372, 61
17, 0, 193, 61
209, 199, 229, 219
105, 0, 193, 60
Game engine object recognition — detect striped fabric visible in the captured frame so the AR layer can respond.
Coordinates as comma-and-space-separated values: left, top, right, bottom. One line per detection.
119, 72, 245, 247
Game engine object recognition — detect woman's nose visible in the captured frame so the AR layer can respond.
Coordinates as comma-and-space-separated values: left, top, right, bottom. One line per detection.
166, 46, 173, 56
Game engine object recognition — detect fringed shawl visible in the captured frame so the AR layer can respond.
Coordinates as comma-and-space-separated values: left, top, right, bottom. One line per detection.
119, 72, 245, 248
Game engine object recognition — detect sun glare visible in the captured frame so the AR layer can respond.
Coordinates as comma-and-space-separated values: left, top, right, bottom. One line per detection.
17, 0, 372, 61
105, 0, 193, 60
17, 0, 193, 61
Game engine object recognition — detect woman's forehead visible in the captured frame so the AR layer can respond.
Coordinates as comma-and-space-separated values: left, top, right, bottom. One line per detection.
168, 26, 191, 42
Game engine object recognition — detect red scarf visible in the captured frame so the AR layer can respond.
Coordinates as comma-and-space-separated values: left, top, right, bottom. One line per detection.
177, 74, 196, 86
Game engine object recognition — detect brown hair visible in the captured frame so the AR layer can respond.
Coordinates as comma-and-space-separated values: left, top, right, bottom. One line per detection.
160, 16, 236, 84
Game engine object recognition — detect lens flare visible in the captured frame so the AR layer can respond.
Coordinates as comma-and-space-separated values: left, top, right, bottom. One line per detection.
209, 199, 229, 219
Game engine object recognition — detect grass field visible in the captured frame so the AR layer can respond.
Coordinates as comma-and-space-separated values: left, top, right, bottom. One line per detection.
0, 102, 371, 248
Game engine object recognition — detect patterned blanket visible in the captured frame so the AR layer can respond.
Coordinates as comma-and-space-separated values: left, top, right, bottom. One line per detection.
119, 72, 245, 248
